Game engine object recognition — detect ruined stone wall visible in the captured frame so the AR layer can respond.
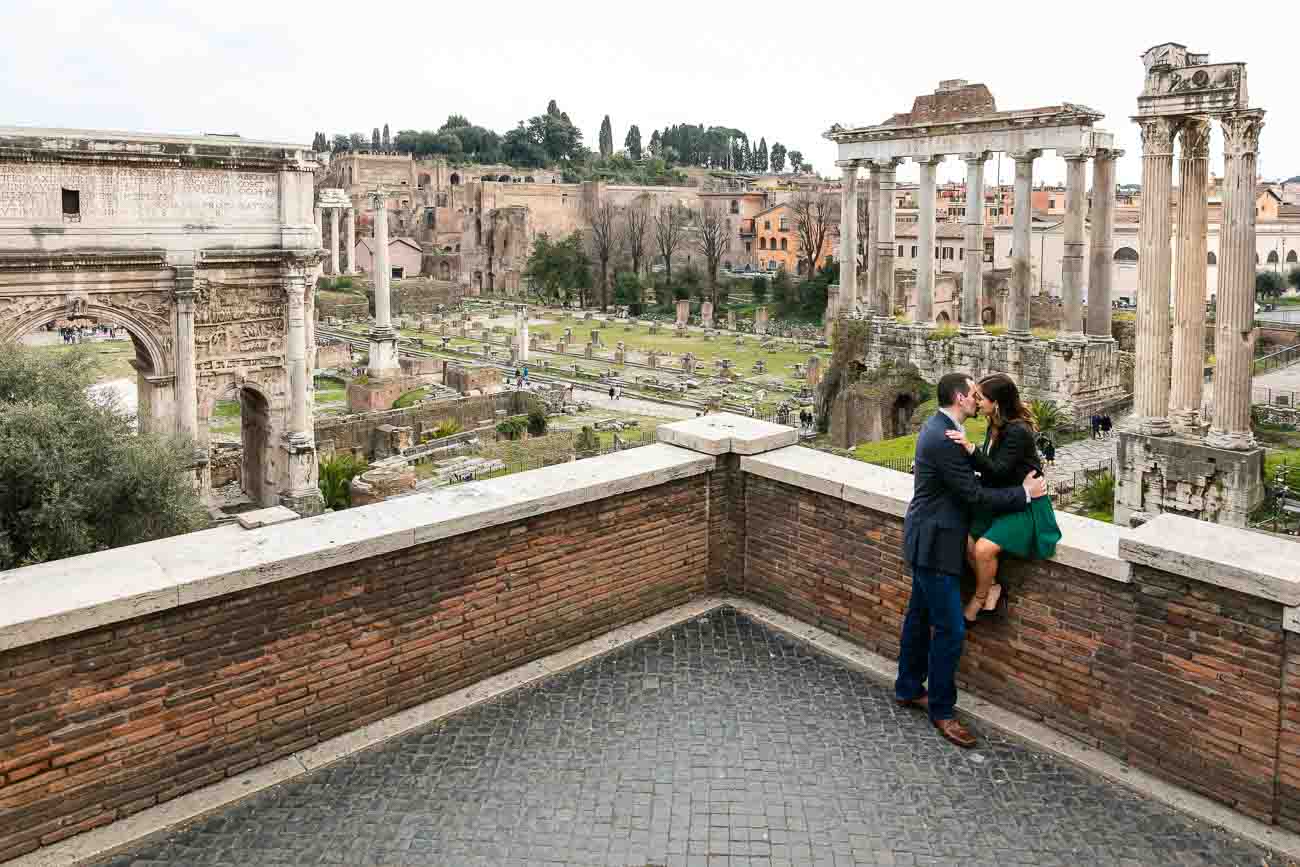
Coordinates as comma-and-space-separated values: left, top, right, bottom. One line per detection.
315, 391, 525, 457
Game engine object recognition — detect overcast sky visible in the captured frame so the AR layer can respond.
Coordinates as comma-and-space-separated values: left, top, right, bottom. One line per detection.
2, 0, 1293, 189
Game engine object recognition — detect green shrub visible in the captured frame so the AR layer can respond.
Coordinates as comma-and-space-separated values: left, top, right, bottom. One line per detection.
1030, 399, 1065, 433
496, 416, 527, 440
429, 420, 462, 439
1081, 470, 1116, 513
985, 324, 1007, 336
926, 324, 960, 341
318, 453, 367, 511
392, 387, 426, 409
527, 407, 548, 436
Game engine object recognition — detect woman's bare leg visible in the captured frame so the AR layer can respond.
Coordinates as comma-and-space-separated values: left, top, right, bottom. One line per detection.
963, 536, 985, 622
973, 537, 1003, 613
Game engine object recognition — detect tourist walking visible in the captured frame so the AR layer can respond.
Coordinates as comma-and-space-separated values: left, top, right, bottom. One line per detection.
608, 385, 615, 401
896, 373, 1044, 749
946, 372, 1061, 626
1090, 414, 1102, 439
1101, 414, 1112, 438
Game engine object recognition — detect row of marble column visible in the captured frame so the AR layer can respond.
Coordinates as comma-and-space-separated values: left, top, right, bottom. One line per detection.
837, 148, 1121, 343
314, 205, 356, 275
1132, 110, 1265, 450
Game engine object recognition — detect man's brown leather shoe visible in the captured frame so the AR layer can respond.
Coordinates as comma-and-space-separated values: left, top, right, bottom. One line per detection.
896, 692, 928, 712
934, 718, 977, 748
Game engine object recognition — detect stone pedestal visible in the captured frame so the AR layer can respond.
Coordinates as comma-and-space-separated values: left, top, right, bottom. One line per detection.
1115, 431, 1264, 529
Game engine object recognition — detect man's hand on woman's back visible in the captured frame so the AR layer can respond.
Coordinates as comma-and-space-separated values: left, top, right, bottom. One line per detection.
1023, 471, 1048, 500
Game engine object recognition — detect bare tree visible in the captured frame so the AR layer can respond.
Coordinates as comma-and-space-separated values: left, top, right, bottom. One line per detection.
790, 192, 838, 279
695, 205, 732, 307
653, 203, 691, 284
621, 199, 651, 276
584, 201, 620, 311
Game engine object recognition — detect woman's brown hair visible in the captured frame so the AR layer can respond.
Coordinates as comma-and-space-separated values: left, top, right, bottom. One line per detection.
977, 372, 1037, 432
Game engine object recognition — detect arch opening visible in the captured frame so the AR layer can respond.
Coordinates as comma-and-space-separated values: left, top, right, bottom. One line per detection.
1113, 246, 1139, 262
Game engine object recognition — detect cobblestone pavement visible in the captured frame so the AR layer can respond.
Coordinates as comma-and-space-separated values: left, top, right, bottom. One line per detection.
102, 609, 1276, 867
1045, 432, 1119, 488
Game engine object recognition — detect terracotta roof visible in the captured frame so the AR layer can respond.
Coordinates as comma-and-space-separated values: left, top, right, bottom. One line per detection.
355, 237, 423, 253
894, 221, 966, 240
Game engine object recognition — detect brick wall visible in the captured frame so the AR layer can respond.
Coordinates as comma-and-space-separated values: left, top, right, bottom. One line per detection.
740, 474, 1292, 825
0, 477, 710, 861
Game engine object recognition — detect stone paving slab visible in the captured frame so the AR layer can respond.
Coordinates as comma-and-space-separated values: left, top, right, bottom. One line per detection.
99, 609, 1276, 867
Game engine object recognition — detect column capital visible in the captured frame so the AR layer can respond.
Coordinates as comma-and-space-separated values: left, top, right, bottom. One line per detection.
1178, 117, 1212, 157
871, 157, 903, 171
1058, 148, 1093, 162
834, 159, 862, 170
961, 151, 990, 165
1134, 116, 1177, 157
1009, 149, 1043, 163
838, 162, 859, 178
1095, 147, 1125, 162
1220, 109, 1265, 157
913, 154, 945, 167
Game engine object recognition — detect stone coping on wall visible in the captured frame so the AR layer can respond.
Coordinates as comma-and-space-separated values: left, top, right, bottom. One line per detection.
1120, 513, 1300, 607
0, 443, 714, 654
741, 445, 1135, 583
656, 412, 800, 456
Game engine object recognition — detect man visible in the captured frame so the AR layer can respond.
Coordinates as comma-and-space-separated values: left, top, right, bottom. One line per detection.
895, 373, 1047, 748
1090, 413, 1102, 440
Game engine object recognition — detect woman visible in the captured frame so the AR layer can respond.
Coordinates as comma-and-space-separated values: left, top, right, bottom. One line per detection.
946, 373, 1061, 625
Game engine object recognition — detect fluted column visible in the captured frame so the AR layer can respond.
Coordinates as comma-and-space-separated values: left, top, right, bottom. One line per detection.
915, 155, 943, 326
344, 207, 355, 274
838, 162, 858, 318
326, 207, 339, 275
1132, 117, 1177, 436
285, 272, 311, 443
1008, 150, 1040, 337
1169, 119, 1211, 435
1087, 149, 1121, 340
313, 207, 323, 248
864, 165, 879, 312
1060, 150, 1089, 340
1208, 110, 1266, 450
874, 158, 900, 320
961, 152, 989, 333
173, 267, 198, 442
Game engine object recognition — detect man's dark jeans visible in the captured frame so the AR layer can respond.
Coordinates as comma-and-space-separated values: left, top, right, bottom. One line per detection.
894, 566, 966, 722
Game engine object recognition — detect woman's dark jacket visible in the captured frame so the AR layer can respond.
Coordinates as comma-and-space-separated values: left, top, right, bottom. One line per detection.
969, 420, 1042, 486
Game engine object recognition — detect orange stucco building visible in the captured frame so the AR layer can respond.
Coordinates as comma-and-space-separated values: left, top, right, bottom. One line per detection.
751, 202, 835, 275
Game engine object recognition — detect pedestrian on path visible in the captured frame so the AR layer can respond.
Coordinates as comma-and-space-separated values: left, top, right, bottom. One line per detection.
1101, 415, 1112, 438
608, 385, 615, 401
1090, 414, 1101, 439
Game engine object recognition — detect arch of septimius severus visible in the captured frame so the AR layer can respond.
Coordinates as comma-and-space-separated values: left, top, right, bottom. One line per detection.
0, 127, 325, 515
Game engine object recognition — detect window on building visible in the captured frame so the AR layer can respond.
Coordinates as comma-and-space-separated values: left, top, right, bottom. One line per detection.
767, 261, 777, 272
1267, 250, 1280, 264
897, 245, 904, 257
779, 217, 788, 230
764, 220, 771, 230
1049, 198, 1056, 208
959, 249, 964, 260
745, 241, 751, 252
759, 238, 767, 250
1207, 251, 1217, 265
61, 188, 80, 220
730, 200, 739, 214
780, 238, 788, 251
1114, 247, 1139, 262
426, 212, 435, 228
1289, 250, 1298, 263
911, 246, 918, 258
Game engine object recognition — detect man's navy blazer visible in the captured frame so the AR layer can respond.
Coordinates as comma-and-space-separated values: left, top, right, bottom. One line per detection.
902, 411, 1029, 577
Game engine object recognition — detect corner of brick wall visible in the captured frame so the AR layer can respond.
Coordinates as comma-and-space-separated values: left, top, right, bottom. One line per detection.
707, 453, 745, 593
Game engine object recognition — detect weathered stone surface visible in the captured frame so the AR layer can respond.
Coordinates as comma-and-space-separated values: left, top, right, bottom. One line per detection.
656, 412, 797, 456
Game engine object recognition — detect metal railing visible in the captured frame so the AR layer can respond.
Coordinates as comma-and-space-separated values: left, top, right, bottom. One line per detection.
1254, 343, 1300, 375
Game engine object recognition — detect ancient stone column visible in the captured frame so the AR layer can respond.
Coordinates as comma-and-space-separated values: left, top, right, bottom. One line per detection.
864, 165, 879, 311
1169, 119, 1211, 435
1087, 149, 1121, 340
368, 192, 400, 378
1007, 151, 1040, 337
173, 266, 198, 442
1132, 117, 1177, 436
915, 155, 942, 326
328, 207, 340, 276
1208, 110, 1266, 450
874, 159, 900, 320
285, 271, 311, 443
314, 207, 323, 249
516, 307, 530, 363
960, 152, 989, 333
1060, 150, 1089, 340
345, 207, 355, 274
838, 162, 858, 318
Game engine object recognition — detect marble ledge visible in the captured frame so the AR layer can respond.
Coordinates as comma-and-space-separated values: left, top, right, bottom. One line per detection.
0, 443, 715, 654
1120, 514, 1300, 608
740, 445, 1133, 584
656, 412, 798, 456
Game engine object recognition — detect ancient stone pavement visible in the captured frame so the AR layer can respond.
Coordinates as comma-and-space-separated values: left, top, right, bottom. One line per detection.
102, 609, 1274, 867
1044, 428, 1121, 487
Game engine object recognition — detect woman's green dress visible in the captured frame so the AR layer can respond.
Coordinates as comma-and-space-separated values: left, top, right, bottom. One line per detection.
968, 424, 1061, 560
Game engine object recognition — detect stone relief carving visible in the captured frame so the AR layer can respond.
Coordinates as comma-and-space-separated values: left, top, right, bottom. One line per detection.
65, 292, 89, 319
0, 294, 61, 322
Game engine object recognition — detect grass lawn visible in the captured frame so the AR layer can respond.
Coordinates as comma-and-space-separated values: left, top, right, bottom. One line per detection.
29, 340, 138, 382
209, 399, 241, 438
850, 416, 989, 466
